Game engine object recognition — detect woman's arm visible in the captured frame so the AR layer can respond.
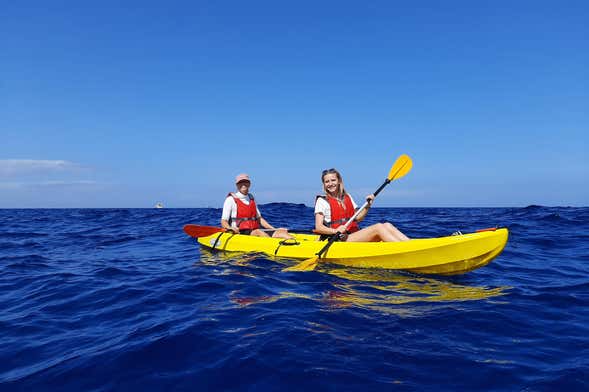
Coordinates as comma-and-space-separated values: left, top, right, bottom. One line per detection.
315, 213, 344, 235
354, 194, 374, 222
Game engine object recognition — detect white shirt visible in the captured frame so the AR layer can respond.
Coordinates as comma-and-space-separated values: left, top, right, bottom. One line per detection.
314, 194, 358, 224
222, 193, 262, 229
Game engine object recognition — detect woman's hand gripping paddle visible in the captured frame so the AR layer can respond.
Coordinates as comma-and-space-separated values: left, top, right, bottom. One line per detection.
283, 154, 413, 272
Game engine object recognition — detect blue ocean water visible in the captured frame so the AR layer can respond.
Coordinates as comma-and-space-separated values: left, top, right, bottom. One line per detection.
1, 206, 588, 391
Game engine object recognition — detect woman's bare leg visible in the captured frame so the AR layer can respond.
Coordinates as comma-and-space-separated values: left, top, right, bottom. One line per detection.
347, 223, 399, 242
384, 222, 410, 241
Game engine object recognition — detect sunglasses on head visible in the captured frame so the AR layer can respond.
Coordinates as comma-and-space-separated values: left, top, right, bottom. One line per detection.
322, 168, 336, 175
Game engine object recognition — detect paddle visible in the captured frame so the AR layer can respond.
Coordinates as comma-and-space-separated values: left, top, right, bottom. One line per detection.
284, 154, 413, 272
183, 224, 226, 238
183, 224, 300, 238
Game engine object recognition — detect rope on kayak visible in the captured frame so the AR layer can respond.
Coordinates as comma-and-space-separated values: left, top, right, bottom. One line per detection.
211, 231, 226, 250
274, 238, 300, 255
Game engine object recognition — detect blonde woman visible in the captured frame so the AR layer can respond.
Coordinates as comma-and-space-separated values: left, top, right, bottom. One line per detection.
314, 168, 409, 242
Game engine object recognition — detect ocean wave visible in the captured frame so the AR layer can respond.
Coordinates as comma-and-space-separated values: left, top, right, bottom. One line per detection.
1, 207, 588, 390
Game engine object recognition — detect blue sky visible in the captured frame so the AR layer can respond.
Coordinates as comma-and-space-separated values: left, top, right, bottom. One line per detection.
1, 1, 587, 207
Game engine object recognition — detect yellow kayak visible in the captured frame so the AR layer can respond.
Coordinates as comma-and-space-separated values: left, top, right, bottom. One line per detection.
196, 228, 509, 275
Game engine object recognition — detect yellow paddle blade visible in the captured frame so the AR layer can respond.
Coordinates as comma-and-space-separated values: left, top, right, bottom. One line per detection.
387, 154, 413, 181
283, 256, 319, 272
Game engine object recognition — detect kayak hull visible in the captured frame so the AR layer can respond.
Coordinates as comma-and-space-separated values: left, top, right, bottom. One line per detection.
196, 228, 509, 275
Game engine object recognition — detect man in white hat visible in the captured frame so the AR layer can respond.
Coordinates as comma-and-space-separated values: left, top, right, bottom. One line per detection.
221, 174, 292, 239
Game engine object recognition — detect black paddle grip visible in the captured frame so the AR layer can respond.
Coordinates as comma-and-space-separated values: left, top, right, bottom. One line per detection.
373, 179, 391, 197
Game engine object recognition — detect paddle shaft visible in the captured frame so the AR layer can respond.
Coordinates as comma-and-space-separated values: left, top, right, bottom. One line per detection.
227, 227, 291, 233
373, 178, 391, 197
184, 224, 312, 238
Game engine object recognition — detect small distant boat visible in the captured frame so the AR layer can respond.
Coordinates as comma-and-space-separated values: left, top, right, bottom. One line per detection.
154, 202, 164, 209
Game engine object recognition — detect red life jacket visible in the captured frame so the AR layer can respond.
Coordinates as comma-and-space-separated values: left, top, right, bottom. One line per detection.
229, 193, 260, 230
322, 194, 359, 233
